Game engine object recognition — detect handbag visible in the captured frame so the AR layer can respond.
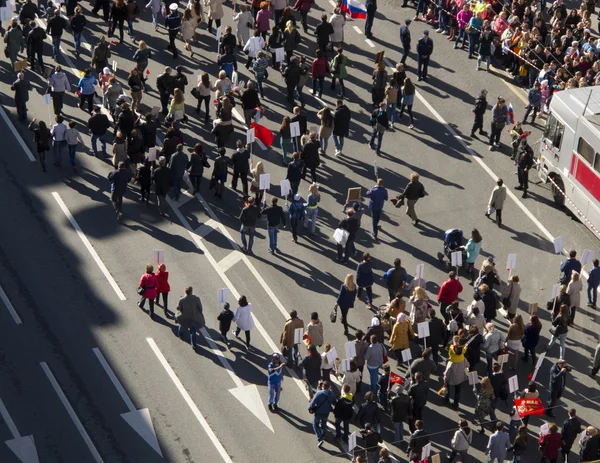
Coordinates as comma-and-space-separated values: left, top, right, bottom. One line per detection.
330, 305, 338, 323
137, 286, 145, 295
438, 386, 449, 398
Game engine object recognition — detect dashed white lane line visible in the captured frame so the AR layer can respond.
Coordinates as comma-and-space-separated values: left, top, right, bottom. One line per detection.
40, 362, 104, 463
353, 26, 363, 35
329, 0, 337, 6
52, 192, 127, 301
0, 283, 22, 325
365, 39, 376, 48
146, 338, 234, 463
217, 251, 244, 272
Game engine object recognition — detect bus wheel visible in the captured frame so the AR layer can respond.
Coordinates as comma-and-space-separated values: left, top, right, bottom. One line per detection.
551, 176, 565, 207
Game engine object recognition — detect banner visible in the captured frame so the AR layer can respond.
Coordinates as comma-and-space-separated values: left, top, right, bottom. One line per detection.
514, 397, 545, 418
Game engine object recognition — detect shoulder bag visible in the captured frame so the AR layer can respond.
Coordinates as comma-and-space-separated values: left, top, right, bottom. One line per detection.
330, 304, 338, 323
137, 285, 145, 295
502, 283, 513, 308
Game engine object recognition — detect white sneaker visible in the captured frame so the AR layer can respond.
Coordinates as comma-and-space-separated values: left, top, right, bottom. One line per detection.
409, 124, 414, 129
441, 30, 449, 35
334, 150, 341, 156
436, 28, 443, 32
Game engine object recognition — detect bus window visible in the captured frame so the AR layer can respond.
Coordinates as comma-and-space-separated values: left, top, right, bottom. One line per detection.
594, 152, 600, 174
544, 114, 564, 149
577, 137, 596, 166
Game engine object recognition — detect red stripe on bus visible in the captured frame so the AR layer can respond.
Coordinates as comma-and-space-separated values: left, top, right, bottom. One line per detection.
571, 153, 600, 203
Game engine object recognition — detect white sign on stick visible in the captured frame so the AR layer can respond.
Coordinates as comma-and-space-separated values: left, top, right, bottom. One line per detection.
508, 375, 519, 393
535, 352, 546, 371
401, 348, 412, 363
274, 47, 285, 62
341, 359, 351, 372
280, 179, 291, 197
531, 367, 540, 382
553, 236, 564, 254
421, 443, 432, 462
451, 251, 463, 267
326, 347, 337, 365
506, 253, 517, 270
217, 288, 229, 303
43, 93, 51, 105
290, 121, 300, 138
467, 370, 478, 385
345, 341, 356, 359
215, 25, 222, 52
540, 423, 549, 436
293, 327, 304, 345
246, 128, 255, 144
152, 250, 165, 264
259, 173, 270, 191
417, 322, 430, 339
551, 283, 561, 300
415, 263, 425, 280
582, 249, 595, 265
373, 161, 378, 179
497, 354, 509, 365
112, 60, 117, 73
147, 147, 158, 162
348, 432, 357, 451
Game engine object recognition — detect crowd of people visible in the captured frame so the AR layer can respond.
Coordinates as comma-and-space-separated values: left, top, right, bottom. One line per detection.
3, 0, 600, 460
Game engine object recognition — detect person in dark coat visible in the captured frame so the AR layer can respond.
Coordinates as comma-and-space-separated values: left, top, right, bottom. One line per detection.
427, 309, 447, 362
481, 284, 499, 321
27, 22, 46, 72
283, 56, 301, 104
337, 208, 359, 262
471, 89, 488, 138
4, 20, 25, 68
369, 102, 389, 156
175, 286, 205, 348
117, 103, 135, 138
579, 426, 600, 462
301, 132, 321, 183
46, 10, 68, 60
389, 384, 412, 442
408, 372, 428, 431
356, 253, 375, 309
514, 137, 534, 198
408, 420, 430, 461
168, 144, 189, 201
384, 258, 407, 301
336, 273, 357, 335
108, 161, 133, 218
138, 113, 161, 150
356, 391, 382, 430
546, 359, 569, 418
231, 140, 251, 197
416, 30, 434, 81
187, 143, 210, 194
364, 0, 377, 38
465, 325, 483, 370
561, 408, 582, 461
332, 99, 351, 156
11, 72, 32, 121
88, 106, 111, 156
333, 384, 354, 441
211, 147, 231, 198
399, 19, 411, 65
315, 14, 334, 52
152, 156, 172, 216
156, 67, 175, 115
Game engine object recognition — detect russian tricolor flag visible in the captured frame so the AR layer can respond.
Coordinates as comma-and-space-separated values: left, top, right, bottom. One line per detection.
340, 0, 367, 19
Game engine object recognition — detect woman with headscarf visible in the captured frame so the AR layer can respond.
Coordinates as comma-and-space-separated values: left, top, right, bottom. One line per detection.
365, 317, 384, 345
390, 309, 414, 367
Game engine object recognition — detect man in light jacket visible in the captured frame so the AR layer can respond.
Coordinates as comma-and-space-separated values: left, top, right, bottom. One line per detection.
176, 286, 205, 349
280, 310, 304, 366
48, 66, 69, 116
485, 178, 507, 226
486, 421, 510, 462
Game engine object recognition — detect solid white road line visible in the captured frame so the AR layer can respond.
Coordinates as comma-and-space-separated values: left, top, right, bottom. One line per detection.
365, 39, 376, 48
52, 192, 127, 301
0, 397, 20, 438
0, 283, 22, 325
353, 26, 363, 35
0, 107, 36, 162
217, 251, 244, 272
329, 0, 337, 6
40, 362, 104, 463
92, 348, 136, 411
146, 338, 234, 463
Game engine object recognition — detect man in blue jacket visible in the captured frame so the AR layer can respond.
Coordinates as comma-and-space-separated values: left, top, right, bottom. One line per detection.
416, 30, 434, 81
588, 259, 600, 308
308, 380, 336, 447
165, 3, 181, 59
560, 250, 582, 284
522, 81, 542, 125
399, 19, 411, 65
366, 178, 388, 240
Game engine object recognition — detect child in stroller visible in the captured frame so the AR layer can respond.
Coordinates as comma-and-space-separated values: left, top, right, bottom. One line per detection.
438, 228, 468, 269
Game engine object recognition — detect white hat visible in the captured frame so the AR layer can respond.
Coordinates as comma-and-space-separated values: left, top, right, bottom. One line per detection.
293, 194, 301, 201
103, 67, 111, 75
169, 3, 178, 10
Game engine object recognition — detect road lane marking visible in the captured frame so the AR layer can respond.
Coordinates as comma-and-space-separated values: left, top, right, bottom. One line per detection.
365, 39, 375, 48
329, 0, 337, 6
217, 251, 244, 272
193, 219, 218, 238
0, 396, 39, 463
353, 26, 363, 35
0, 283, 22, 325
146, 338, 234, 463
501, 79, 529, 105
52, 192, 127, 301
0, 107, 36, 162
40, 362, 104, 463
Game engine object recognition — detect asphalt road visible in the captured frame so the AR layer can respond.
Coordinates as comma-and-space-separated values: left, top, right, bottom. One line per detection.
0, 0, 599, 461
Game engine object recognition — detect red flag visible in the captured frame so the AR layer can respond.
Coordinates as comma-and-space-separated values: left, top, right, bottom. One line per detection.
250, 122, 274, 147
389, 371, 403, 385
146, 69, 150, 75
514, 397, 545, 418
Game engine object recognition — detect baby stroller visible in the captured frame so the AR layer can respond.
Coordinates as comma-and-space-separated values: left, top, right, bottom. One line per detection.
438, 228, 467, 269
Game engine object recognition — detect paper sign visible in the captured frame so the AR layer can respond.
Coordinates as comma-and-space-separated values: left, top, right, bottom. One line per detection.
293, 327, 304, 345
415, 264, 424, 280
147, 147, 158, 162
401, 348, 412, 363
259, 173, 270, 191
341, 359, 351, 372
290, 121, 300, 138
373, 160, 378, 179
506, 253, 517, 270
451, 251, 463, 267
421, 443, 432, 461
112, 60, 117, 73
231, 70, 239, 86
551, 283, 560, 300
274, 47, 285, 62
582, 249, 595, 265
151, 106, 160, 118
246, 128, 255, 144
540, 423, 549, 436
43, 93, 51, 105
529, 303, 538, 315
347, 187, 361, 202
348, 432, 357, 451
280, 179, 291, 197
326, 347, 337, 365
467, 370, 478, 385
152, 250, 165, 264
431, 455, 441, 463
215, 25, 222, 47
217, 288, 229, 303
553, 236, 564, 254
417, 322, 430, 339
497, 353, 509, 365
509, 375, 519, 393
535, 352, 546, 371
345, 341, 356, 359
531, 367, 540, 382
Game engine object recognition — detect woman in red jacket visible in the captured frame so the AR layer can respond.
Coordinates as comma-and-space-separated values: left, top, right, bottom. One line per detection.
155, 263, 171, 317
539, 423, 561, 463
138, 264, 158, 319
311, 49, 329, 99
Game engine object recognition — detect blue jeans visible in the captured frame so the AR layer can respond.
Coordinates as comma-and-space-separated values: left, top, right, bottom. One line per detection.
468, 33, 479, 57
312, 414, 328, 441
178, 324, 197, 347
267, 226, 279, 252
68, 144, 77, 166
240, 226, 256, 251
393, 421, 404, 442
92, 135, 106, 155
51, 35, 61, 58
367, 365, 379, 393
296, 87, 305, 105
455, 29, 467, 48
486, 351, 497, 377
387, 102, 397, 124
320, 136, 329, 155
335, 418, 350, 440
547, 332, 567, 359
73, 32, 82, 53
268, 382, 281, 406
256, 77, 264, 98
508, 419, 520, 441
312, 75, 325, 97
439, 12, 447, 30
333, 135, 344, 152
588, 284, 598, 306
477, 54, 491, 70
304, 207, 318, 234
127, 17, 135, 36
172, 177, 183, 199
53, 140, 66, 164
330, 77, 345, 96
371, 209, 382, 235
369, 129, 384, 155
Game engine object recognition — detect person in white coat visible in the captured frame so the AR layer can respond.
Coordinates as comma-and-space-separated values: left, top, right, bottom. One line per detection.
329, 8, 345, 50
244, 29, 265, 68
447, 419, 473, 463
205, 0, 225, 33
145, 0, 162, 30
485, 178, 507, 227
567, 271, 583, 325
233, 5, 253, 47
233, 295, 254, 348
181, 8, 196, 56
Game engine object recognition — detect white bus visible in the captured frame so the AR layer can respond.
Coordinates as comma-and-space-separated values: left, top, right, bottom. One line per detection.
537, 86, 600, 238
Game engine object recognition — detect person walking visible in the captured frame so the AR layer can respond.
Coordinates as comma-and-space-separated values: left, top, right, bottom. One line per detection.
369, 102, 389, 156
385, 259, 407, 301
48, 66, 69, 116
400, 19, 411, 65
416, 30, 433, 81
109, 0, 127, 43
308, 380, 336, 448
521, 314, 542, 364
366, 179, 388, 241
91, 35, 111, 74
292, 0, 313, 33
311, 49, 329, 98
336, 274, 357, 335
546, 304, 570, 359
463, 229, 482, 285
29, 119, 51, 172
46, 9, 68, 61
398, 77, 416, 129
489, 362, 508, 422
488, 97, 509, 151
211, 148, 231, 198
482, 322, 502, 377
371, 62, 388, 108
302, 344, 322, 399
560, 251, 582, 285
408, 372, 428, 431
505, 314, 525, 371
385, 79, 399, 128
587, 259, 600, 308
287, 193, 305, 243
155, 263, 170, 316
522, 81, 542, 125
546, 359, 569, 418
107, 161, 133, 219
88, 107, 110, 157
579, 426, 600, 462
437, 271, 463, 323
138, 264, 158, 318
168, 144, 188, 201
267, 353, 285, 412
364, 0, 377, 38
508, 425, 528, 462
50, 115, 67, 167
486, 422, 510, 461
443, 339, 469, 408
470, 89, 488, 138
152, 156, 172, 217
399, 172, 425, 225
332, 99, 351, 156
356, 253, 375, 310
390, 310, 414, 367
447, 419, 473, 463
175, 286, 205, 348
301, 132, 321, 183
77, 69, 98, 114
11, 72, 31, 122
567, 271, 583, 325
485, 178, 507, 226
303, 183, 320, 236
336, 207, 359, 262
187, 143, 210, 194
157, 67, 175, 115
561, 408, 583, 462
315, 13, 333, 52
165, 3, 182, 58
514, 137, 534, 198
317, 106, 333, 156
262, 197, 286, 253
329, 8, 345, 50
239, 197, 262, 255
233, 295, 254, 349
389, 384, 411, 443
334, 384, 354, 442
407, 420, 429, 462
364, 334, 385, 393
538, 424, 562, 463
280, 310, 304, 366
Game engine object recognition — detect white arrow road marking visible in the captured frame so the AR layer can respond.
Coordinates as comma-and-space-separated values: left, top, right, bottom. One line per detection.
0, 283, 22, 325
0, 397, 39, 463
40, 362, 103, 463
92, 348, 162, 457
146, 338, 233, 463
52, 192, 126, 301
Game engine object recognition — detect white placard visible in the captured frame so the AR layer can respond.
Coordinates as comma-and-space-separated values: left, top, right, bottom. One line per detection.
348, 432, 357, 451
246, 128, 255, 144
152, 250, 165, 264
467, 370, 478, 385
341, 359, 351, 372
147, 147, 158, 162
345, 341, 356, 359
274, 47, 285, 62
529, 303, 538, 315
540, 423, 549, 436
293, 327, 304, 345
280, 179, 291, 197
415, 263, 425, 280
451, 251, 463, 267
174, 109, 184, 121
112, 60, 117, 73
231, 70, 239, 86
259, 173, 270, 191
290, 121, 300, 138
551, 283, 560, 300
401, 348, 412, 363
215, 25, 222, 52
535, 352, 546, 371
417, 322, 430, 339
506, 253, 517, 270
508, 375, 519, 393
217, 288, 229, 303
553, 236, 564, 254
373, 160, 378, 179
497, 354, 509, 365
326, 347, 337, 365
421, 442, 432, 461
582, 249, 595, 265
43, 93, 52, 105
531, 367, 540, 382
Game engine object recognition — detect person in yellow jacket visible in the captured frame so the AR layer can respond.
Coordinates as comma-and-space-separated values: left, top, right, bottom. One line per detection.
168, 88, 187, 123
390, 312, 414, 367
